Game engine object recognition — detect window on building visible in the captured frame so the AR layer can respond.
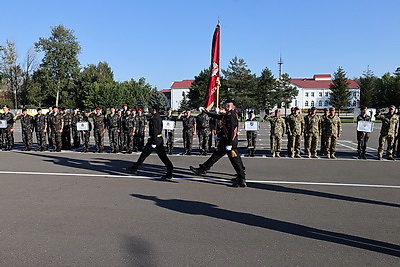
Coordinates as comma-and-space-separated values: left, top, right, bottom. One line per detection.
353, 92, 357, 97
311, 92, 314, 97
319, 92, 323, 97
305, 92, 309, 97
353, 100, 357, 106
318, 100, 322, 107
305, 101, 309, 107
311, 101, 315, 107
324, 100, 329, 106
325, 92, 329, 97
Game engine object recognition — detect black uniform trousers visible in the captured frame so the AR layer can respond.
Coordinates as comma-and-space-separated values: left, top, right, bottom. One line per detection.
136, 137, 173, 175
200, 138, 245, 181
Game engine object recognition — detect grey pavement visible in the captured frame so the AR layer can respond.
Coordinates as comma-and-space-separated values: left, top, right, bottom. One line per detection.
0, 122, 399, 266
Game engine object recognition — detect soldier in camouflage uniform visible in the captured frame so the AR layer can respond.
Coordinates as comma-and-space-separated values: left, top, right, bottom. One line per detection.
122, 109, 136, 154
2, 105, 15, 151
48, 107, 64, 152
164, 108, 175, 155
196, 110, 211, 156
286, 107, 304, 158
107, 107, 120, 153
88, 107, 106, 153
117, 109, 123, 152
46, 107, 54, 150
61, 108, 72, 150
304, 107, 321, 158
245, 111, 257, 157
394, 105, 400, 158
356, 107, 372, 159
81, 114, 92, 152
266, 109, 286, 158
14, 108, 34, 151
71, 108, 82, 149
323, 107, 342, 159
178, 108, 196, 155
375, 105, 399, 160
136, 108, 147, 151
33, 108, 47, 151
320, 107, 329, 156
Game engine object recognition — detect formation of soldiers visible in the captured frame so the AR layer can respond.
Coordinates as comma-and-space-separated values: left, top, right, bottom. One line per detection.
2, 103, 400, 160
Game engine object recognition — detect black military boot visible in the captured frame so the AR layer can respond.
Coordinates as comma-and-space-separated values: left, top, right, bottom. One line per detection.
190, 165, 207, 176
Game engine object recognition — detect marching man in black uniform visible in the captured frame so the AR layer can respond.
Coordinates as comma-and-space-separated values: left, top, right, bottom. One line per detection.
190, 100, 246, 187
126, 106, 173, 180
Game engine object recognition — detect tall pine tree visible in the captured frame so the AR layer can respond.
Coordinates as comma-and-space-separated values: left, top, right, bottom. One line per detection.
329, 66, 351, 113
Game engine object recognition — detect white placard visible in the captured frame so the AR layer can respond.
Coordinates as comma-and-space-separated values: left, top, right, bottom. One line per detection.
357, 121, 374, 133
77, 121, 89, 131
162, 120, 175, 130
0, 120, 7, 129
245, 121, 259, 131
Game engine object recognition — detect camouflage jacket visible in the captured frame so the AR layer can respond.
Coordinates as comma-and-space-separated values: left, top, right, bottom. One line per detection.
196, 113, 210, 130
71, 113, 82, 127
2, 112, 14, 129
107, 113, 119, 129
323, 115, 342, 137
182, 115, 196, 131
89, 113, 106, 130
48, 113, 64, 131
267, 116, 286, 136
304, 114, 321, 135
286, 114, 304, 135
19, 114, 34, 131
34, 114, 47, 132
375, 113, 399, 136
136, 114, 147, 132
122, 114, 136, 131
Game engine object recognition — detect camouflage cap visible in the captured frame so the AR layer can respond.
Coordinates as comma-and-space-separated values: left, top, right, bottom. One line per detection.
329, 107, 335, 111
389, 105, 396, 110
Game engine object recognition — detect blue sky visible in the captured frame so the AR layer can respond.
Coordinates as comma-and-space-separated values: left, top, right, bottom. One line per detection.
1, 0, 399, 89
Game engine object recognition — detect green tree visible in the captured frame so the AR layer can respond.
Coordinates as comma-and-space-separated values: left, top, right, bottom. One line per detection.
35, 24, 81, 107
149, 88, 168, 114
222, 57, 257, 113
255, 67, 277, 112
0, 40, 23, 108
374, 72, 394, 108
329, 66, 351, 113
357, 67, 377, 108
274, 73, 298, 116
188, 68, 210, 108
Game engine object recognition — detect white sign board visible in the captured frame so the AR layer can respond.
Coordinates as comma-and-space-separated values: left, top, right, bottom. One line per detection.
162, 120, 175, 130
245, 121, 259, 131
77, 121, 89, 131
357, 121, 374, 133
0, 120, 7, 129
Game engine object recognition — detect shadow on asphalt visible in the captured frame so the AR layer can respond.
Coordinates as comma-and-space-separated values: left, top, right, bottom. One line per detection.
247, 183, 400, 208
130, 194, 400, 258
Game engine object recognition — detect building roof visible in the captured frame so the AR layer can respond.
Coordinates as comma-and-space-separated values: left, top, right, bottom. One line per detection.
161, 89, 171, 93
291, 74, 360, 89
171, 79, 194, 89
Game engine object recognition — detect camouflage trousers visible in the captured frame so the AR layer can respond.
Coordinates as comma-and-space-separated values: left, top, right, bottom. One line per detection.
82, 131, 90, 151
304, 133, 319, 156
2, 128, 14, 150
326, 134, 339, 156
198, 129, 210, 155
50, 130, 62, 151
288, 134, 302, 157
22, 129, 33, 150
36, 130, 47, 151
378, 134, 395, 157
183, 129, 194, 154
62, 126, 71, 150
135, 131, 145, 151
124, 129, 135, 152
357, 132, 369, 156
108, 128, 119, 152
94, 129, 105, 152
165, 130, 174, 154
270, 134, 283, 155
71, 126, 81, 148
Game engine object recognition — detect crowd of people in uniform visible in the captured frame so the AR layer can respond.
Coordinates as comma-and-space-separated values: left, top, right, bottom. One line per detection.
1, 103, 400, 161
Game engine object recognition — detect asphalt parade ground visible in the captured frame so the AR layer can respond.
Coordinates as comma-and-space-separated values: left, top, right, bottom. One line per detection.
0, 122, 399, 266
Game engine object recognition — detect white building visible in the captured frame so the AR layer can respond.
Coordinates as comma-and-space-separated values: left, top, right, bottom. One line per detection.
289, 74, 360, 110
167, 79, 194, 110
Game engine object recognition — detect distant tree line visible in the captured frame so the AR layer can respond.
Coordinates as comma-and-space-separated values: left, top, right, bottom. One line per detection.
0, 25, 168, 112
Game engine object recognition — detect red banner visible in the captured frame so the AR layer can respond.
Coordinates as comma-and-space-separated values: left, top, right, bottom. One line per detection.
204, 24, 220, 110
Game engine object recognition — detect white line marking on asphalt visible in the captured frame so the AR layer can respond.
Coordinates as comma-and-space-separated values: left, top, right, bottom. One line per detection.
0, 171, 399, 189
